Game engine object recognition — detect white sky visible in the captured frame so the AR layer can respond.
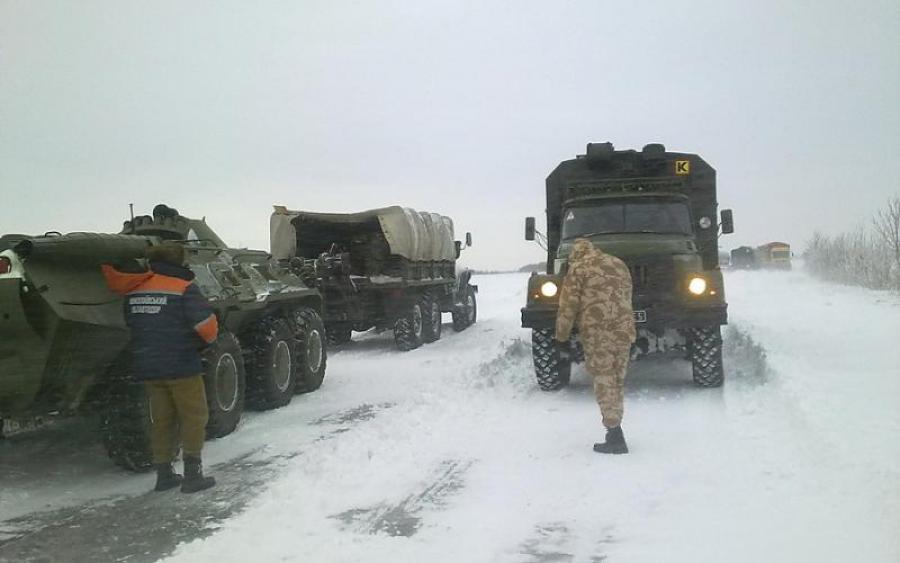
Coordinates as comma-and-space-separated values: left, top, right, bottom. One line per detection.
1, 0, 898, 270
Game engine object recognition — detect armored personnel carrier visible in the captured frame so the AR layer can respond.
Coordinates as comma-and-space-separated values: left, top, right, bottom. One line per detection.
270, 206, 477, 351
0, 205, 326, 469
522, 143, 734, 389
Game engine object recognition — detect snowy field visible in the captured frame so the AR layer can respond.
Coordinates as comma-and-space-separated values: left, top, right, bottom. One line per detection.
1, 270, 898, 563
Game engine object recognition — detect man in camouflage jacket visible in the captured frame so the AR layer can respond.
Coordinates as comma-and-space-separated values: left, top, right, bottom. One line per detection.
555, 238, 636, 454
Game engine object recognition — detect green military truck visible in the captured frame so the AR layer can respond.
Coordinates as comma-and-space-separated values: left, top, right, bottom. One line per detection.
270, 206, 477, 351
521, 142, 734, 389
0, 205, 326, 469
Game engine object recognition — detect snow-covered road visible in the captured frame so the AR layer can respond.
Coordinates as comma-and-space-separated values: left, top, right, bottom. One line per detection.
1, 270, 898, 563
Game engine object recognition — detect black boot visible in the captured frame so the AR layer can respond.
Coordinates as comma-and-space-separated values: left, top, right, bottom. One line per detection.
593, 426, 628, 454
154, 463, 183, 492
181, 456, 216, 493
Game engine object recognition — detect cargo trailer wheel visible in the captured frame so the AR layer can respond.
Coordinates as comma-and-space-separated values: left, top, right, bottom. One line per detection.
292, 307, 327, 392
98, 354, 153, 472
532, 328, 571, 391
394, 301, 424, 351
421, 293, 442, 343
452, 286, 477, 331
203, 331, 246, 438
690, 326, 724, 387
244, 317, 298, 410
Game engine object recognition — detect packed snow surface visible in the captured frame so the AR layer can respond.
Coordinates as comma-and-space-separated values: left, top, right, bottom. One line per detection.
2, 270, 898, 562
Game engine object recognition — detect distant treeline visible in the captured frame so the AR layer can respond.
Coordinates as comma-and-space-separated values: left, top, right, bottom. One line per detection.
805, 196, 900, 292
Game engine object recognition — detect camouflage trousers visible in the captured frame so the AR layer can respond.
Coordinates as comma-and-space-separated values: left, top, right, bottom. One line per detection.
583, 340, 631, 428
144, 375, 208, 464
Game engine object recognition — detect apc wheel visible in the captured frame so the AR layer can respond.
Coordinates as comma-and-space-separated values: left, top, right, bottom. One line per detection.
292, 307, 327, 393
98, 355, 153, 472
244, 317, 298, 410
394, 301, 424, 351
690, 326, 725, 387
203, 331, 246, 438
532, 329, 571, 391
421, 292, 442, 343
452, 286, 477, 331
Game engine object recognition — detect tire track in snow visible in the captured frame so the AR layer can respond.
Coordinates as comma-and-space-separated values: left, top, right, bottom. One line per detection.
504, 521, 615, 563
331, 459, 474, 537
0, 402, 396, 563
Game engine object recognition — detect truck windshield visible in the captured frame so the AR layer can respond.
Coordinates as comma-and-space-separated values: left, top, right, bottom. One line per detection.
561, 200, 692, 238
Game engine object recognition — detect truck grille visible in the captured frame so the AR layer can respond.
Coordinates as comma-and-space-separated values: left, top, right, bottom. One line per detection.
627, 259, 673, 295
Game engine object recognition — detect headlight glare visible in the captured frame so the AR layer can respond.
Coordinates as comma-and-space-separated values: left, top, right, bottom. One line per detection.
540, 281, 559, 298
688, 277, 707, 295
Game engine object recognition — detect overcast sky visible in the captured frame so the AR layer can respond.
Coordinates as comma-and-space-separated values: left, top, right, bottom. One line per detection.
1, 0, 898, 270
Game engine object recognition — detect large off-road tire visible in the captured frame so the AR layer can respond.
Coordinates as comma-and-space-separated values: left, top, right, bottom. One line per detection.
532, 328, 571, 391
394, 301, 424, 351
421, 292, 443, 343
203, 331, 246, 438
292, 307, 327, 393
690, 326, 725, 387
243, 317, 298, 410
452, 286, 477, 332
98, 355, 153, 472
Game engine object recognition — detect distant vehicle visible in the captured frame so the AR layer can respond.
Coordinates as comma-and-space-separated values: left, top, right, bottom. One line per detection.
730, 246, 757, 269
755, 242, 792, 270
0, 205, 326, 470
270, 206, 478, 351
522, 142, 734, 388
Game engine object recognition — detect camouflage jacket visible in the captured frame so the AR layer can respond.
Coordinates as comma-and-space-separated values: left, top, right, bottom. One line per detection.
555, 239, 636, 344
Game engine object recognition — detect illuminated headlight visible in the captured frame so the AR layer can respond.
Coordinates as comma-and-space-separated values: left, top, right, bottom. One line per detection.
698, 216, 712, 229
688, 277, 707, 295
540, 281, 559, 297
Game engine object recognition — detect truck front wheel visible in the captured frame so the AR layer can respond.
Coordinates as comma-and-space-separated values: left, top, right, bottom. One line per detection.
690, 326, 725, 387
532, 328, 571, 391
452, 286, 477, 331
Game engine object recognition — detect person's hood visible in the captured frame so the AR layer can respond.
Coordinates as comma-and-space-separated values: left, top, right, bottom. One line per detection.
569, 238, 603, 264
149, 260, 195, 281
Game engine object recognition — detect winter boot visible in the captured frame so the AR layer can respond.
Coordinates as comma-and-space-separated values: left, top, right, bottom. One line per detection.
181, 456, 216, 493
153, 463, 183, 492
593, 426, 628, 455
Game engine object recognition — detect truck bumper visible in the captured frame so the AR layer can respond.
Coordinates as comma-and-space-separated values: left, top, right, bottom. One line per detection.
521, 301, 727, 331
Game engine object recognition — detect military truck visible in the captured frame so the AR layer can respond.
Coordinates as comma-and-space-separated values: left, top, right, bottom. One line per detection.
0, 204, 326, 469
270, 206, 477, 351
522, 142, 734, 389
754, 242, 792, 270
730, 246, 757, 269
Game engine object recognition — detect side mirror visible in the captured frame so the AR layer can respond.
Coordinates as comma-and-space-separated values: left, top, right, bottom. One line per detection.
525, 217, 536, 241
720, 209, 734, 234
465, 232, 472, 247
455, 241, 462, 259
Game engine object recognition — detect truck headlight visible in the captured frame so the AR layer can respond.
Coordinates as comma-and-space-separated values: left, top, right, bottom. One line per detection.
540, 281, 559, 297
698, 216, 712, 229
688, 277, 707, 295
